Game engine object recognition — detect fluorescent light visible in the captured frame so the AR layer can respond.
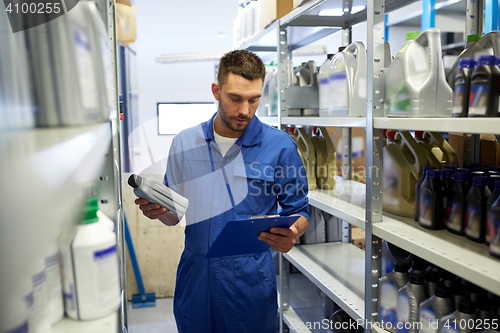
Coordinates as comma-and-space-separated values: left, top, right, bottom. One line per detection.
318, 8, 344, 16
320, 5, 365, 15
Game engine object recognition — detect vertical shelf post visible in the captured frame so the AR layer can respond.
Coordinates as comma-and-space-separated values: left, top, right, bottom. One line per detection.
484, 0, 499, 33
421, 0, 436, 30
278, 24, 290, 121
366, 0, 385, 327
466, 0, 483, 35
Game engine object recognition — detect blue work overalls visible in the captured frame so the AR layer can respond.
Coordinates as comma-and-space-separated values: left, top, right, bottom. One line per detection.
164, 114, 309, 333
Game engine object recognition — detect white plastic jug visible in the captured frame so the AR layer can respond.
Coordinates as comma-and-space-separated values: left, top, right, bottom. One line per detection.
328, 42, 367, 117
385, 29, 452, 117
300, 60, 319, 116
319, 55, 334, 116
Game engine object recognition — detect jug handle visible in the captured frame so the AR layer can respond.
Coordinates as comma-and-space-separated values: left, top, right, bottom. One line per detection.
345, 42, 367, 71
295, 128, 312, 160
395, 131, 426, 181
415, 29, 443, 86
315, 127, 336, 164
423, 131, 458, 165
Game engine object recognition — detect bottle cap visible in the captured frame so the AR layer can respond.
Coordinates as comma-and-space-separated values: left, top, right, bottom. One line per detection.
475, 296, 494, 311
458, 298, 477, 314
488, 166, 500, 172
471, 170, 488, 177
489, 174, 500, 188
473, 166, 489, 172
467, 163, 480, 170
459, 58, 476, 69
414, 131, 424, 138
466, 34, 483, 43
441, 270, 457, 282
387, 131, 396, 139
472, 176, 489, 187
395, 263, 410, 273
426, 169, 440, 179
478, 55, 497, 66
453, 172, 469, 183
327, 53, 334, 60
445, 165, 458, 170
441, 169, 455, 179
457, 168, 470, 174
382, 129, 388, 136
406, 32, 420, 41
425, 270, 441, 283
81, 206, 98, 225
423, 166, 437, 174
128, 174, 143, 188
409, 273, 425, 285
435, 284, 451, 298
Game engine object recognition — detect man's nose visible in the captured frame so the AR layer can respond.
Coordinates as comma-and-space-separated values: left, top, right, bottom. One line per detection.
238, 101, 251, 116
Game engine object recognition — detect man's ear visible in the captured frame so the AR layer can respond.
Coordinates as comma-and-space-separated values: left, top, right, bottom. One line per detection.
211, 82, 220, 101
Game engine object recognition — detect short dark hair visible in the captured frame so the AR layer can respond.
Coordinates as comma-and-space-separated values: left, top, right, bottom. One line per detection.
217, 50, 265, 88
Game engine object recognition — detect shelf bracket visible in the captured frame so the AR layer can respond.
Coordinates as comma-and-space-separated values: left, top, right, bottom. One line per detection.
463, 133, 481, 166
278, 24, 291, 119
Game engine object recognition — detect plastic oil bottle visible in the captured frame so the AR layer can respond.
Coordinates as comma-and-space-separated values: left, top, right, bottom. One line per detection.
438, 298, 477, 333
468, 55, 500, 117
452, 58, 476, 117
449, 281, 466, 309
419, 169, 443, 230
414, 132, 442, 170
379, 264, 410, 332
384, 131, 427, 217
396, 273, 428, 333
419, 284, 455, 333
486, 180, 500, 245
59, 199, 121, 320
425, 270, 441, 297
465, 176, 491, 243
385, 29, 452, 117
319, 54, 334, 117
311, 127, 336, 190
415, 166, 437, 222
328, 42, 367, 117
447, 33, 483, 89
291, 128, 317, 191
420, 132, 459, 168
488, 196, 500, 259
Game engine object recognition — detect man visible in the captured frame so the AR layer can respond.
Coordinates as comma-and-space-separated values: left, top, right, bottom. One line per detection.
135, 50, 309, 333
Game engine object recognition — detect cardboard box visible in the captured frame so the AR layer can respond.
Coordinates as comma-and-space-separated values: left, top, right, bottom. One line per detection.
448, 133, 464, 167
448, 133, 500, 167
116, 3, 136, 43
262, 0, 294, 28
351, 226, 365, 251
326, 127, 367, 180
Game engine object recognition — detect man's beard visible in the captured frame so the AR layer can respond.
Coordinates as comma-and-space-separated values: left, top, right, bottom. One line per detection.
218, 99, 252, 133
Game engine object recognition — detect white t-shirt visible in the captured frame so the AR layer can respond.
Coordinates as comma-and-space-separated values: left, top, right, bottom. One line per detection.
213, 127, 238, 157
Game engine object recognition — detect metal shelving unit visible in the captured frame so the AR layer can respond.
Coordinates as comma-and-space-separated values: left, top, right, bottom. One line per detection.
238, 0, 499, 332
374, 117, 500, 135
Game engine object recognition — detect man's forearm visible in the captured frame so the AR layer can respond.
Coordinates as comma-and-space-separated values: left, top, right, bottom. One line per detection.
291, 214, 308, 237
158, 213, 180, 226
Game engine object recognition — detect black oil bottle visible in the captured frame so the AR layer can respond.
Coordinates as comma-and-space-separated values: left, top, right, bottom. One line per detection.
468, 55, 500, 117
441, 168, 455, 216
465, 176, 491, 243
452, 58, 476, 117
488, 195, 500, 259
445, 172, 469, 235
486, 180, 500, 245
418, 169, 443, 229
415, 166, 437, 222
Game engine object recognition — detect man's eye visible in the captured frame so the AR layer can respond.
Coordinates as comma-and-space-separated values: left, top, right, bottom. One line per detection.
231, 98, 239, 102
250, 98, 260, 104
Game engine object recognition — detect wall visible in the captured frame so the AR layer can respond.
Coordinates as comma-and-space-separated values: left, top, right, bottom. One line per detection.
130, 0, 237, 175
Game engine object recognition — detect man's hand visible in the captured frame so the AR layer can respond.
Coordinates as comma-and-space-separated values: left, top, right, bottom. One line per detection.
134, 198, 178, 226
258, 225, 299, 253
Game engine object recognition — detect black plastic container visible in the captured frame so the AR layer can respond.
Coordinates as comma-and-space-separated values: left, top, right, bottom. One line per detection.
488, 196, 500, 259
465, 176, 491, 243
441, 270, 457, 288
419, 169, 443, 229
488, 174, 500, 192
445, 172, 469, 235
468, 55, 500, 117
415, 166, 437, 222
486, 180, 500, 245
452, 58, 476, 117
441, 169, 455, 214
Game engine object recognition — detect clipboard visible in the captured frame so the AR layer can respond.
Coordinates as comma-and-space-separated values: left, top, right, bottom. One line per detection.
204, 215, 300, 258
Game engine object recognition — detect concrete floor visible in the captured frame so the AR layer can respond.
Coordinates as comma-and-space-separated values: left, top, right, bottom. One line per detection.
127, 298, 178, 333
